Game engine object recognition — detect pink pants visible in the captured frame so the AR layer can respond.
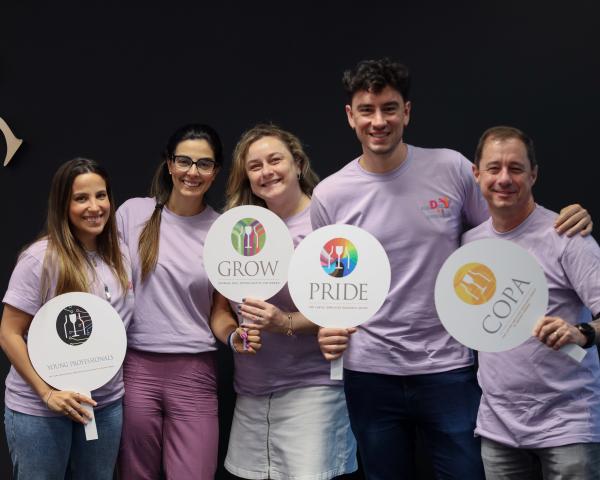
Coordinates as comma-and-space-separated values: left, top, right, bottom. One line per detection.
118, 349, 218, 480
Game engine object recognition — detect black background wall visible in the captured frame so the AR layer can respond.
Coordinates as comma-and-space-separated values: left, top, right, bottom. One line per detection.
1, 2, 599, 478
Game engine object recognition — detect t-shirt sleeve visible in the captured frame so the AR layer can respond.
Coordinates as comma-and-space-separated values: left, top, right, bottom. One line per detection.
458, 155, 489, 228
116, 204, 128, 245
561, 236, 600, 317
2, 251, 44, 316
310, 191, 332, 230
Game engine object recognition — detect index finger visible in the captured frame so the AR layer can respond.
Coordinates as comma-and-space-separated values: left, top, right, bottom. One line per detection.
242, 297, 268, 308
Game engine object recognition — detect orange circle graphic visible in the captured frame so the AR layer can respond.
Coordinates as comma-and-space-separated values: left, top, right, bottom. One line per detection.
453, 262, 496, 305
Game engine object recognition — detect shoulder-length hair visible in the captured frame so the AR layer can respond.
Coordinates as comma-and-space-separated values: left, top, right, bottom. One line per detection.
43, 157, 128, 297
137, 123, 223, 281
225, 124, 319, 211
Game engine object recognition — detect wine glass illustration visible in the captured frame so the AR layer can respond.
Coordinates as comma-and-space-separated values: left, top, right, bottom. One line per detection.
244, 226, 253, 250
460, 272, 490, 302
253, 225, 260, 248
335, 245, 345, 270
68, 313, 78, 338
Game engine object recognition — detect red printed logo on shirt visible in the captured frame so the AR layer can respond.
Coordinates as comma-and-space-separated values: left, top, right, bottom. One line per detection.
421, 196, 451, 219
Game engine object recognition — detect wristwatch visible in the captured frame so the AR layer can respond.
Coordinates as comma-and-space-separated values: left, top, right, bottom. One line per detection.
575, 323, 596, 349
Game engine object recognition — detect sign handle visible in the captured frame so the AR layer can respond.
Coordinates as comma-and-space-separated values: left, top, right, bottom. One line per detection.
81, 390, 98, 441
330, 355, 343, 380
559, 343, 586, 363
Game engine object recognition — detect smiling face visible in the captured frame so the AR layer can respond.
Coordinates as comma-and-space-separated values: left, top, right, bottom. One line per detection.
167, 139, 217, 206
346, 85, 411, 162
69, 172, 110, 250
245, 135, 302, 207
474, 137, 537, 221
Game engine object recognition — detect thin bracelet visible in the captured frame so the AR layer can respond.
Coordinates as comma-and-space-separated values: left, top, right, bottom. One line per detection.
228, 330, 240, 353
44, 389, 54, 408
286, 313, 294, 336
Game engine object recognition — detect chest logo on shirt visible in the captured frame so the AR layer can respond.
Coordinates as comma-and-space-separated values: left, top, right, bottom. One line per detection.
320, 238, 358, 278
56, 305, 93, 346
421, 196, 451, 219
454, 263, 496, 305
231, 218, 266, 256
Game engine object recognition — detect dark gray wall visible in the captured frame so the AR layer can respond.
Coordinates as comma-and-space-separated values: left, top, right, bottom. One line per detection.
1, 2, 599, 478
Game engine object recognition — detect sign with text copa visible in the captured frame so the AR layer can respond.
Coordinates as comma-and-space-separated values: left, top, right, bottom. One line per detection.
435, 238, 585, 361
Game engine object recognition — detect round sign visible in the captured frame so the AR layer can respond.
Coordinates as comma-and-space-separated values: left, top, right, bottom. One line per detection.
203, 205, 294, 302
288, 225, 391, 328
434, 238, 548, 352
27, 292, 127, 392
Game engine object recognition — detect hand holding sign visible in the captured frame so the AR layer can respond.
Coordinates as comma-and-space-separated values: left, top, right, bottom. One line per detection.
27, 292, 127, 441
288, 225, 391, 379
434, 239, 585, 362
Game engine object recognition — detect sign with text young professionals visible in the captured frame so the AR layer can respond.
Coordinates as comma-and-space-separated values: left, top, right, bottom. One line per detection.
203, 205, 294, 303
27, 292, 127, 441
435, 238, 585, 362
288, 225, 391, 379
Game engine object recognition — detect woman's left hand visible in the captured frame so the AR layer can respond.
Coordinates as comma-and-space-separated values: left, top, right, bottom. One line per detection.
238, 297, 287, 334
533, 316, 586, 349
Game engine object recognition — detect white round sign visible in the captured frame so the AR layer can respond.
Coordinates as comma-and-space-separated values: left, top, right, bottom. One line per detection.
27, 292, 127, 392
204, 205, 294, 302
288, 225, 391, 328
434, 238, 548, 352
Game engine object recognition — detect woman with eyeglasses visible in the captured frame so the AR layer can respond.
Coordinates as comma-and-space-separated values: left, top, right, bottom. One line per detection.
116, 124, 260, 479
211, 124, 357, 480
0, 158, 133, 479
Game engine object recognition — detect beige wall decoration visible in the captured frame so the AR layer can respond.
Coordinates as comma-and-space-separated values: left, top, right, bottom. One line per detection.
0, 116, 23, 166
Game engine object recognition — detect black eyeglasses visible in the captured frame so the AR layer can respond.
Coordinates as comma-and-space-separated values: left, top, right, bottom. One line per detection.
171, 155, 216, 173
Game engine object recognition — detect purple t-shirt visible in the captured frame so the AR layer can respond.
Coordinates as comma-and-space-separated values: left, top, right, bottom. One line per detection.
117, 197, 219, 353
463, 205, 600, 448
311, 145, 489, 375
2, 239, 134, 416
232, 206, 336, 396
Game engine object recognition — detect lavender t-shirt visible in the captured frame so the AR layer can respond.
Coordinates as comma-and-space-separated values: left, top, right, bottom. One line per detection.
117, 197, 219, 353
311, 145, 489, 375
2, 239, 134, 416
463, 205, 600, 448
232, 206, 336, 396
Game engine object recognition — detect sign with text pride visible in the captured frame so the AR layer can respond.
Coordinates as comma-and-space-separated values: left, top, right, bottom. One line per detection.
288, 225, 390, 329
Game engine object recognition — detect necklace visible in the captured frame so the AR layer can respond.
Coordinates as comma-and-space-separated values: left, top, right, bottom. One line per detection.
88, 252, 111, 302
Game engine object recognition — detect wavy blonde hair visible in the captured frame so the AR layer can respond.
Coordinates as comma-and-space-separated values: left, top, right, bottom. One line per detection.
225, 124, 319, 211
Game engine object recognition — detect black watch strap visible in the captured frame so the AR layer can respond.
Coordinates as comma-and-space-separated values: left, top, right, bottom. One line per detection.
576, 323, 596, 349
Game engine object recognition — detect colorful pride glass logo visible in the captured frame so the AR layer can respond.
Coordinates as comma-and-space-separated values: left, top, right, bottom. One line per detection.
320, 238, 358, 278
231, 218, 266, 256
453, 262, 496, 305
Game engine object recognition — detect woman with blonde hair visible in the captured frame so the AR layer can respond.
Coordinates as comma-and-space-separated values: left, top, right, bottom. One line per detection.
117, 123, 259, 479
0, 158, 133, 479
212, 124, 357, 480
